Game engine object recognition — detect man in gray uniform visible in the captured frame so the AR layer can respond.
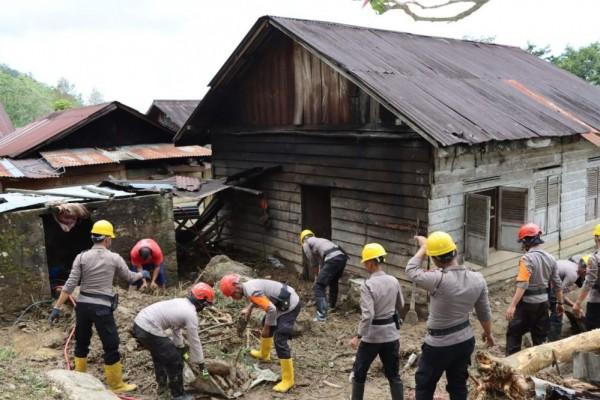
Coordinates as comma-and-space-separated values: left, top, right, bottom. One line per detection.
350, 243, 404, 400
133, 282, 214, 400
300, 229, 347, 322
505, 223, 564, 355
219, 274, 301, 393
407, 232, 493, 400
574, 224, 600, 330
48, 220, 148, 393
548, 256, 587, 341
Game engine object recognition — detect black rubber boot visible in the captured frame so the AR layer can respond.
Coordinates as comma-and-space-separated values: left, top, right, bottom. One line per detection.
352, 382, 365, 400
389, 377, 404, 400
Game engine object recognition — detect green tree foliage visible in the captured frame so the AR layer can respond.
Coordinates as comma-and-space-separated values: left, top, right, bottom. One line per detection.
53, 99, 73, 111
0, 65, 84, 128
87, 88, 105, 105
551, 43, 600, 86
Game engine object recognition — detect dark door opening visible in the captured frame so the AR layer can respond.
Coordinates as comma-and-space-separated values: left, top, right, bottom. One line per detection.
476, 188, 498, 248
301, 186, 331, 279
42, 214, 94, 290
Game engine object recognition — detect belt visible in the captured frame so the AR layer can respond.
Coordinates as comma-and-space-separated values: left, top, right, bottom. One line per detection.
80, 291, 114, 301
372, 316, 395, 326
323, 247, 343, 258
524, 287, 547, 296
427, 320, 470, 337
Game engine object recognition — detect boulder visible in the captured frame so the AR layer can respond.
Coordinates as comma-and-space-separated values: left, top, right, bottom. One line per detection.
202, 255, 255, 285
46, 370, 119, 400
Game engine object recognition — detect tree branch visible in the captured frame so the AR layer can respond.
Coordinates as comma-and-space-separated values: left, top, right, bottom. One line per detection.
368, 0, 491, 22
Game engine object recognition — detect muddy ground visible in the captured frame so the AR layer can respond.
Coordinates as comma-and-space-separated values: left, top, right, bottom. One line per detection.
0, 256, 581, 400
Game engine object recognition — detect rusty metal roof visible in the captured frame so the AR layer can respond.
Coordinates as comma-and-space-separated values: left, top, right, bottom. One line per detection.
0, 103, 14, 137
147, 100, 200, 130
176, 16, 600, 147
40, 143, 211, 168
0, 158, 59, 179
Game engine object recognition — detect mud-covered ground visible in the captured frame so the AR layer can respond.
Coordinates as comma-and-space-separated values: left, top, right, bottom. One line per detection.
0, 257, 582, 400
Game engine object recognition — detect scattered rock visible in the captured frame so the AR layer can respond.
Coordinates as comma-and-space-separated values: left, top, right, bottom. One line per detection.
202, 255, 255, 285
45, 369, 119, 400
29, 347, 60, 361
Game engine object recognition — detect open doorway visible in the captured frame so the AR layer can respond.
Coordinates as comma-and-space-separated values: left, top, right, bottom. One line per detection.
42, 214, 94, 290
301, 185, 331, 279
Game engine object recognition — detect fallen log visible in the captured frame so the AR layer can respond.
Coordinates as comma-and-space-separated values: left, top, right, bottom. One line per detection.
475, 329, 600, 399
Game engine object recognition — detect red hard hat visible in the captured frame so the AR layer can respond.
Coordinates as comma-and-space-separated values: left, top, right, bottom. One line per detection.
190, 282, 215, 304
219, 273, 240, 297
518, 223, 542, 241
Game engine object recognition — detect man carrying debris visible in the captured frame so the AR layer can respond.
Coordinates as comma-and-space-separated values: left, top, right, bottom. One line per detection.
505, 223, 564, 355
407, 232, 494, 400
574, 224, 600, 330
48, 220, 148, 393
130, 238, 166, 290
219, 273, 301, 393
133, 282, 214, 400
349, 243, 405, 400
300, 229, 347, 322
548, 255, 588, 341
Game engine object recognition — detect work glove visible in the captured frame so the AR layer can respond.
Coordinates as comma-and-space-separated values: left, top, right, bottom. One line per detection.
192, 362, 209, 380
178, 345, 190, 360
48, 308, 60, 324
140, 270, 151, 279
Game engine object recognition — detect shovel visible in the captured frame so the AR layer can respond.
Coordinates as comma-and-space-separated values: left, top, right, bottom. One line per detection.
405, 282, 418, 325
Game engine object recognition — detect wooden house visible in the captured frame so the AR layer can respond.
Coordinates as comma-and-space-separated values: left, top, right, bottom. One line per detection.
146, 99, 201, 132
175, 16, 600, 285
0, 102, 211, 191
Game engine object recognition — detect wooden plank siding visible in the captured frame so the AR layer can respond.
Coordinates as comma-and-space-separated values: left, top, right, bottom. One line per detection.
431, 136, 600, 285
213, 133, 431, 282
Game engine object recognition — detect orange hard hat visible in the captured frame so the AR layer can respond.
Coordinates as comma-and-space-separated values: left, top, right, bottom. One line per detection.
518, 223, 542, 241
219, 273, 240, 297
190, 282, 215, 305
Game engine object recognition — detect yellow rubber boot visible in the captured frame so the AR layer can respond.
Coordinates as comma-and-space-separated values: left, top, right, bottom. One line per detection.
273, 358, 294, 393
250, 337, 273, 361
74, 357, 87, 373
104, 362, 137, 393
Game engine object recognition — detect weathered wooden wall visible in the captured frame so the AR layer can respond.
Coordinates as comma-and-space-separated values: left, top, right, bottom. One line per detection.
0, 194, 177, 317
213, 132, 430, 281
430, 136, 600, 285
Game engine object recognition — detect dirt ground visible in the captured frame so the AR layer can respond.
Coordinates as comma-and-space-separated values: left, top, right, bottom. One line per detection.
0, 257, 582, 400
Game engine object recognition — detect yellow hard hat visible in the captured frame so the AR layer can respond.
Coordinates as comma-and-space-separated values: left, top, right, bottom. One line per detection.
361, 243, 387, 263
300, 229, 314, 244
426, 231, 457, 257
582, 255, 591, 267
594, 224, 600, 237
91, 220, 115, 238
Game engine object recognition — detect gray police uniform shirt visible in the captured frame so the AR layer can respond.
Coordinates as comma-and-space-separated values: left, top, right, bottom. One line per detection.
63, 244, 142, 307
357, 271, 404, 343
556, 260, 579, 294
516, 247, 561, 304
406, 257, 491, 347
583, 250, 600, 304
242, 279, 300, 326
302, 237, 343, 269
134, 298, 204, 363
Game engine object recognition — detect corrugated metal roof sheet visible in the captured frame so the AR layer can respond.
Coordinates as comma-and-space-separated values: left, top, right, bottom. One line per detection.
0, 184, 134, 213
0, 158, 59, 179
40, 143, 211, 168
148, 100, 200, 129
0, 102, 14, 136
0, 103, 110, 158
176, 16, 600, 146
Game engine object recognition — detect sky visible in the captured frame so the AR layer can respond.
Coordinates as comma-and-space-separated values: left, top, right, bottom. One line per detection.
0, 0, 599, 112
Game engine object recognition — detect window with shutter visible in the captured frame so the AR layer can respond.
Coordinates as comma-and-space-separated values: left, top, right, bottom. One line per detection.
586, 167, 599, 221
498, 188, 528, 252
465, 193, 490, 266
547, 176, 560, 233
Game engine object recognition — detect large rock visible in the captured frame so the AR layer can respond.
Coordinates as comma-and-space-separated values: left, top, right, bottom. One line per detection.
46, 370, 119, 400
202, 255, 255, 285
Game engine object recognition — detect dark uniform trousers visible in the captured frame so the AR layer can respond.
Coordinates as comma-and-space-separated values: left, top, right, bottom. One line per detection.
506, 301, 549, 355
133, 323, 184, 397
415, 337, 475, 400
586, 302, 600, 330
265, 303, 302, 359
314, 254, 347, 308
74, 302, 120, 365
352, 340, 400, 384
548, 288, 563, 341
